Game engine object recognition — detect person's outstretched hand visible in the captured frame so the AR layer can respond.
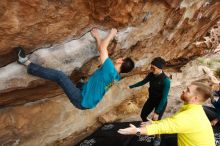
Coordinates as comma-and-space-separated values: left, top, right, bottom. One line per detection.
91, 28, 100, 39
118, 124, 137, 135
126, 85, 132, 89
110, 28, 117, 38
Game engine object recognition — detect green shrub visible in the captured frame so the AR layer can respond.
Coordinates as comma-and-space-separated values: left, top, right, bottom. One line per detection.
215, 68, 220, 78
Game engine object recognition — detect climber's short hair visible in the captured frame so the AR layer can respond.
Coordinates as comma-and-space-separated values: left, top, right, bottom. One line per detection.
120, 57, 135, 73
191, 82, 212, 102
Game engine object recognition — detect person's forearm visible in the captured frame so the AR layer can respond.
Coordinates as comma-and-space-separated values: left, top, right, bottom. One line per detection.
99, 29, 116, 53
155, 97, 167, 114
129, 80, 147, 88
139, 127, 148, 135
98, 42, 108, 54
100, 36, 113, 51
155, 78, 170, 113
130, 75, 151, 88
145, 112, 192, 135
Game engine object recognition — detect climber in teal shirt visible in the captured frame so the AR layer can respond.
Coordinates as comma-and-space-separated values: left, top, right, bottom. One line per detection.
81, 57, 121, 108
16, 28, 134, 110
81, 28, 134, 109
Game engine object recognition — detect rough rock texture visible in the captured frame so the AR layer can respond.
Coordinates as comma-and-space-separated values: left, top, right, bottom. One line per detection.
1, 0, 220, 106
0, 0, 220, 67
0, 0, 146, 67
0, 77, 146, 146
0, 0, 220, 146
1, 52, 218, 146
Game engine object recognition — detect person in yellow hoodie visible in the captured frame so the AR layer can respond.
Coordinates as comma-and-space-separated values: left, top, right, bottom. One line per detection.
118, 82, 215, 146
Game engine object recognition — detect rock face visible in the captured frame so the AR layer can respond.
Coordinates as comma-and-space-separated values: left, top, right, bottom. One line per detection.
0, 0, 220, 67
0, 0, 220, 146
0, 77, 146, 146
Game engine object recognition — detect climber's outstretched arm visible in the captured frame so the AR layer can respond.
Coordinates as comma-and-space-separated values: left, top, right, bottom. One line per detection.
91, 28, 117, 64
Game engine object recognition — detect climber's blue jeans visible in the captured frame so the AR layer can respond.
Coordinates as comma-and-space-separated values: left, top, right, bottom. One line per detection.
27, 63, 87, 110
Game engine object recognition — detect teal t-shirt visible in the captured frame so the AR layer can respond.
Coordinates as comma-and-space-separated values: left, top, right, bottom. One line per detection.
81, 58, 121, 109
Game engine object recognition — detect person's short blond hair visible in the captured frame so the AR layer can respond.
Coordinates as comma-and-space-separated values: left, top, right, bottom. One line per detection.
191, 82, 211, 102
